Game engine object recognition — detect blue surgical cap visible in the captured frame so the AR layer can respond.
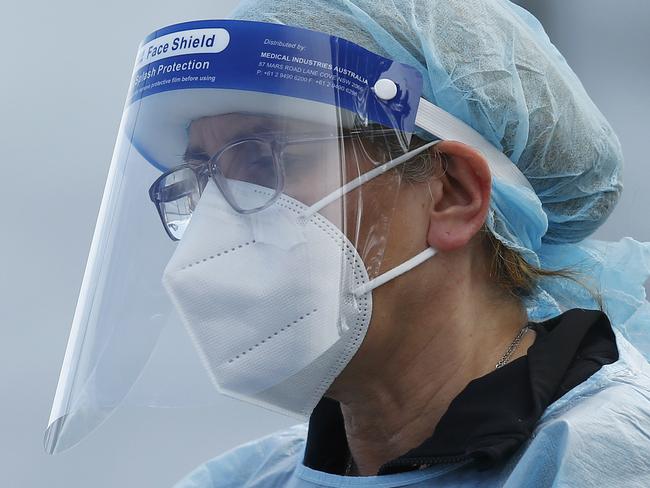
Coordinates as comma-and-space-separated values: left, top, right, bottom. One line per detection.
231, 0, 650, 359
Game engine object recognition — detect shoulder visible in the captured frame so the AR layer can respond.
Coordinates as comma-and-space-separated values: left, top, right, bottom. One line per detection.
512, 334, 650, 487
173, 424, 308, 488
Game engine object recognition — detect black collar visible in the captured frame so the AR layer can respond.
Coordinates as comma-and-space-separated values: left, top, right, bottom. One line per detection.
303, 309, 619, 475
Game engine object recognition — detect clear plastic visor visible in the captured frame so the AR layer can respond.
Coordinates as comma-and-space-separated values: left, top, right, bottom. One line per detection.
45, 88, 414, 454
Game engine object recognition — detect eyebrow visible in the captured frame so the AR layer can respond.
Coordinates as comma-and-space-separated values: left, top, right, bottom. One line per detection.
183, 146, 211, 164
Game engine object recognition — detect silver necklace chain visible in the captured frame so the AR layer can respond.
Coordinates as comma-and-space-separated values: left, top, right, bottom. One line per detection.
495, 325, 532, 369
344, 455, 355, 476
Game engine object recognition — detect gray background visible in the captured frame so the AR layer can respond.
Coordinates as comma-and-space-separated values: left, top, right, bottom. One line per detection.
1, 1, 648, 487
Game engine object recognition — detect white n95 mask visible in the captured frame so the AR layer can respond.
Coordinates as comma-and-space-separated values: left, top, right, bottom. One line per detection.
162, 143, 439, 418
162, 180, 373, 417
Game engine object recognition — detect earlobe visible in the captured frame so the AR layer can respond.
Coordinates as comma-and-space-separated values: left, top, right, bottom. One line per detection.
426, 141, 492, 252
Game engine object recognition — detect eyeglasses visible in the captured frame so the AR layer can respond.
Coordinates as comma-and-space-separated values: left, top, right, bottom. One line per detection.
148, 129, 403, 241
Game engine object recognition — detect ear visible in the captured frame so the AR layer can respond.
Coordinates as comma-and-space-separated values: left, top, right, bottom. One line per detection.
426, 141, 492, 252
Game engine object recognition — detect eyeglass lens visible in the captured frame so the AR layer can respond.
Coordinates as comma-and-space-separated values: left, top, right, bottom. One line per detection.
156, 167, 203, 240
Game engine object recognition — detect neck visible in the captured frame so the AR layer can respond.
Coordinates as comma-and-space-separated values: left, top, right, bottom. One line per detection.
326, 256, 532, 476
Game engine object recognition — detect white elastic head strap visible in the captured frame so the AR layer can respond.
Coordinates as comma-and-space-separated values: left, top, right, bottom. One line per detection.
415, 98, 532, 190
302, 97, 533, 298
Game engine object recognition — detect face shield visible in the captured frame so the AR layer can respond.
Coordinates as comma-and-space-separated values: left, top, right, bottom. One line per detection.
46, 19, 532, 455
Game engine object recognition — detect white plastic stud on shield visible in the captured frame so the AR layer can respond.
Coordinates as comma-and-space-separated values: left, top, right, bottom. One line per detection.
373, 78, 398, 101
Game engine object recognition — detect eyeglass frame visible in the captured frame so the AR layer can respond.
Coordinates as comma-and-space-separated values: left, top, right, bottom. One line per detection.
148, 128, 406, 241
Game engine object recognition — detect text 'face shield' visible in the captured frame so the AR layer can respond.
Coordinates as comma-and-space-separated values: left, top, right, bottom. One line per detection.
45, 19, 424, 454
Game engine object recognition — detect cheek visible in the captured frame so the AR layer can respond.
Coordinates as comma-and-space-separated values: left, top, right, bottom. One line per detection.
312, 142, 425, 278
341, 175, 404, 278
373, 183, 434, 274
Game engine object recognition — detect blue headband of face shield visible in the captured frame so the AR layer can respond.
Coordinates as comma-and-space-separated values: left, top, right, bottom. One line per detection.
128, 19, 539, 234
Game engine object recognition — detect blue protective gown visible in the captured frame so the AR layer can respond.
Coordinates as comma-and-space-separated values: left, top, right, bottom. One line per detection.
175, 331, 650, 487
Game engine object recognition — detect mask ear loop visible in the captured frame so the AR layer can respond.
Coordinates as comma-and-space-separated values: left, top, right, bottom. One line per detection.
299, 140, 442, 297
301, 140, 441, 219
353, 248, 437, 297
